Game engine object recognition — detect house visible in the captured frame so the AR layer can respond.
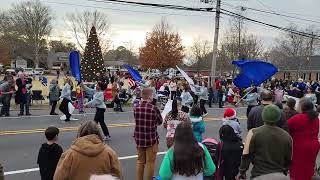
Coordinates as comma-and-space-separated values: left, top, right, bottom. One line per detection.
274, 56, 320, 81
47, 51, 69, 69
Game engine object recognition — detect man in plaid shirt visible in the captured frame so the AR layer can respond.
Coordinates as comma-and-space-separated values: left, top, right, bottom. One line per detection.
134, 88, 163, 180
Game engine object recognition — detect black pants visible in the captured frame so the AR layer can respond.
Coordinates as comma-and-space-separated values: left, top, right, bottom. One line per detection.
170, 91, 176, 100
200, 99, 207, 115
113, 96, 123, 111
94, 108, 110, 137
208, 95, 214, 108
219, 93, 224, 108
1, 94, 11, 116
59, 98, 71, 121
50, 101, 57, 114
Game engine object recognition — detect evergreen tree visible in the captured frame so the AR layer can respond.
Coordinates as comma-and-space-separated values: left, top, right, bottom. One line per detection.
81, 26, 104, 81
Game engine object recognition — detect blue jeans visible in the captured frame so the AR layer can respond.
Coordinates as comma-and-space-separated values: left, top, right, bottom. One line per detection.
20, 93, 30, 115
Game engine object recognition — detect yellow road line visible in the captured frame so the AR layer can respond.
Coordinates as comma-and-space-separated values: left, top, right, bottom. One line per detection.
0, 116, 247, 136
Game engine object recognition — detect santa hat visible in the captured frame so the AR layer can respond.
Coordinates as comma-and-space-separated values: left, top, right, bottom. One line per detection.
223, 108, 237, 120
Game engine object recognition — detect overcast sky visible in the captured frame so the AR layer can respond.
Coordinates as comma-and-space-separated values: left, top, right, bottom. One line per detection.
2, 0, 320, 52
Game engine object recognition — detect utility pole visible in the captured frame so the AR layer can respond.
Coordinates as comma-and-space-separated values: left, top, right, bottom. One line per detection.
210, 0, 221, 89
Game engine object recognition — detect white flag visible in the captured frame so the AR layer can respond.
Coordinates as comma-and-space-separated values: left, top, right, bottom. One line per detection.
176, 66, 196, 92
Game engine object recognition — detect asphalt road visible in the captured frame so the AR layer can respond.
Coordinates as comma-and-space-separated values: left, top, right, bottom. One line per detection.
0, 106, 247, 180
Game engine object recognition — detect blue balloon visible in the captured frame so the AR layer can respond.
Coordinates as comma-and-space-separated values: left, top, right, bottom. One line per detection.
69, 51, 82, 81
232, 60, 278, 88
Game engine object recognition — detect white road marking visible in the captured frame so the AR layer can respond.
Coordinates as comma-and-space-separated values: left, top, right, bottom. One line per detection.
4, 151, 167, 176
0, 111, 134, 119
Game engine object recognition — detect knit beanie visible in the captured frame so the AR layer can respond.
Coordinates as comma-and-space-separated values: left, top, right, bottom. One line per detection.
262, 104, 281, 123
223, 108, 237, 120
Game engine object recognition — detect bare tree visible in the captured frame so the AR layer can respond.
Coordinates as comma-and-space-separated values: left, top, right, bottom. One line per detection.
66, 10, 110, 53
9, 0, 53, 68
190, 38, 212, 74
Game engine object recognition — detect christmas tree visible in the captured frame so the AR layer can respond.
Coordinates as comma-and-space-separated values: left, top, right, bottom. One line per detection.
81, 26, 104, 81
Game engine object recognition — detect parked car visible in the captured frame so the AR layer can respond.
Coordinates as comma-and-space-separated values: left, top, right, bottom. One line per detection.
34, 68, 44, 75
23, 68, 34, 76
5, 69, 16, 76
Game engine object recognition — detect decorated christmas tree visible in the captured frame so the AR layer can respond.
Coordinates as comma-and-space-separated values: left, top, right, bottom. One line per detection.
81, 26, 104, 81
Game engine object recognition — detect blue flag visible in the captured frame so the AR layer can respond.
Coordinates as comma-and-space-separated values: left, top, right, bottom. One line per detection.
69, 51, 82, 81
123, 64, 144, 83
232, 60, 278, 88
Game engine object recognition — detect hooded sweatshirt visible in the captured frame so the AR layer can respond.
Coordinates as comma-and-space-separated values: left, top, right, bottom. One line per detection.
53, 134, 121, 180
190, 116, 206, 142
37, 143, 63, 180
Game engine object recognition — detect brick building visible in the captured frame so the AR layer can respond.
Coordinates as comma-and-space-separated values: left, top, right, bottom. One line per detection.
274, 56, 320, 81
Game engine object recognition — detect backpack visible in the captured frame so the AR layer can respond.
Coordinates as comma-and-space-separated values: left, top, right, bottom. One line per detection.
202, 138, 223, 180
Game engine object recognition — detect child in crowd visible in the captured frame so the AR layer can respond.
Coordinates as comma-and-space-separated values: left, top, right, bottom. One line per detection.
37, 126, 63, 180
75, 84, 84, 113
190, 105, 206, 142
222, 108, 242, 139
218, 125, 243, 180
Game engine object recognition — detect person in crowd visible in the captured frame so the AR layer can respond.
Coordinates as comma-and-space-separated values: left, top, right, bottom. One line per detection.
293, 78, 306, 98
237, 105, 292, 179
59, 78, 76, 122
283, 98, 298, 121
227, 85, 235, 104
49, 79, 60, 115
223, 108, 242, 139
53, 121, 122, 180
169, 79, 178, 100
75, 84, 84, 113
219, 125, 243, 180
159, 122, 216, 179
288, 98, 320, 180
247, 90, 288, 131
218, 85, 226, 108
15, 72, 32, 116
192, 81, 208, 116
37, 126, 63, 180
0, 162, 3, 180
180, 83, 193, 113
233, 88, 241, 106
40, 75, 48, 86
243, 87, 259, 117
90, 175, 119, 180
132, 85, 142, 108
190, 105, 206, 142
149, 79, 158, 105
274, 85, 284, 104
112, 78, 123, 112
82, 82, 111, 141
163, 99, 191, 148
208, 86, 214, 108
305, 86, 317, 105
134, 88, 163, 180
0, 78, 14, 117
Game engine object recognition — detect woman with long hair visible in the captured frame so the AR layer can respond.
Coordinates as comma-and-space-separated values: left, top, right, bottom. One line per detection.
288, 98, 320, 180
159, 122, 216, 179
54, 121, 121, 180
59, 78, 74, 122
305, 86, 317, 105
163, 99, 191, 148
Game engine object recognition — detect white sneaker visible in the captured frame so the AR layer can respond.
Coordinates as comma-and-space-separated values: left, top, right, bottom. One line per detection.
203, 113, 208, 117
70, 117, 79, 121
103, 136, 111, 141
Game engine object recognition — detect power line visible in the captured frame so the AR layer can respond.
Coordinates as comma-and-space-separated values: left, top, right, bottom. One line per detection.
43, 1, 214, 17
221, 9, 320, 40
241, 5, 320, 24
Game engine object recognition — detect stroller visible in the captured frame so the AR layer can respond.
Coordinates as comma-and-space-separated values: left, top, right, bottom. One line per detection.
202, 138, 222, 180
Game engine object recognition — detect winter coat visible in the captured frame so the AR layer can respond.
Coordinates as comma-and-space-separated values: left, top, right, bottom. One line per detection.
190, 116, 205, 142
53, 134, 121, 180
288, 113, 320, 180
244, 92, 259, 106
37, 143, 63, 180
305, 93, 317, 105
15, 78, 32, 104
49, 84, 60, 102
164, 111, 191, 148
223, 118, 242, 138
60, 83, 71, 101
220, 139, 243, 180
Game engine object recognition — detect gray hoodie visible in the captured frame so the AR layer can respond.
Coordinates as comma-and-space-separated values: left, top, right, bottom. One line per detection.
60, 83, 71, 100
83, 85, 106, 109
